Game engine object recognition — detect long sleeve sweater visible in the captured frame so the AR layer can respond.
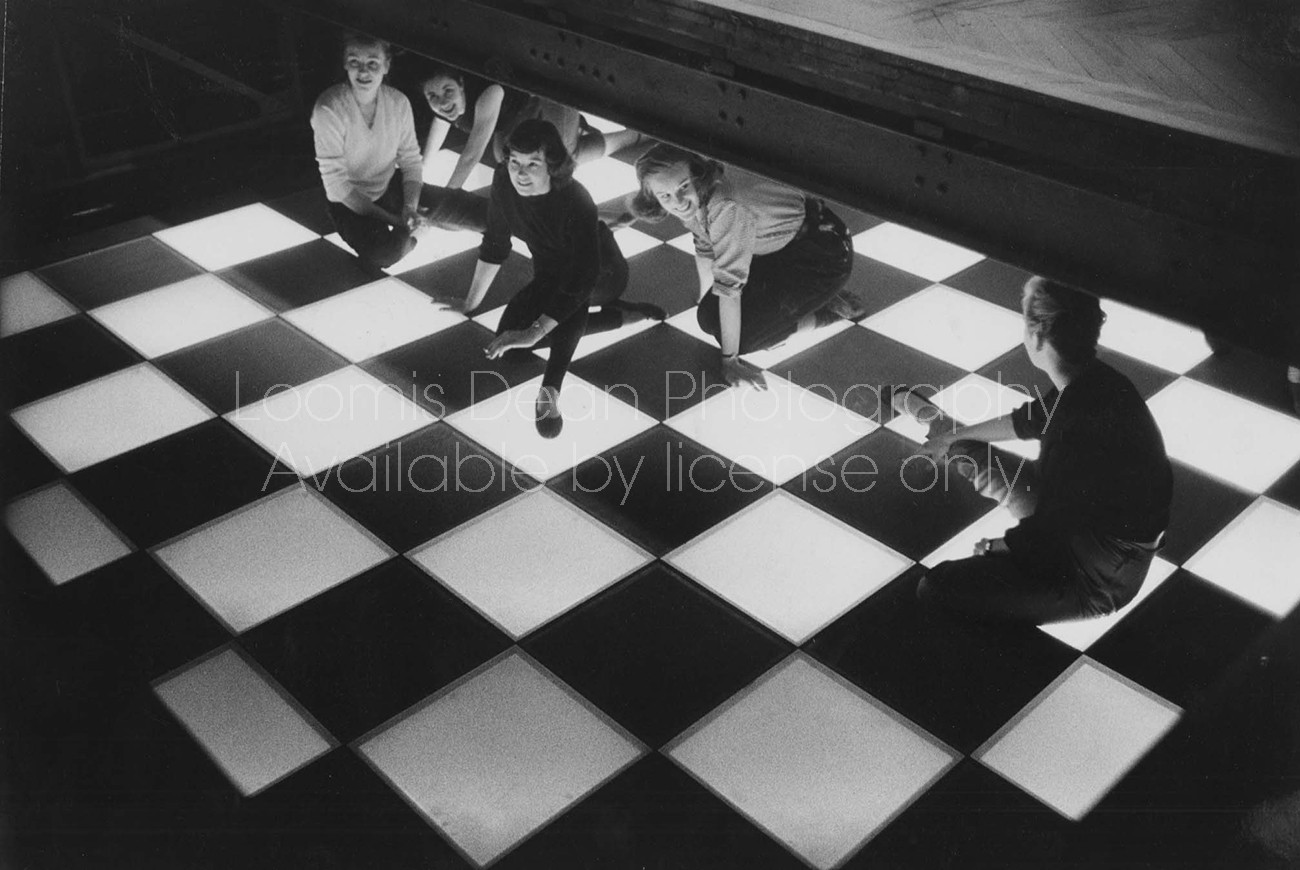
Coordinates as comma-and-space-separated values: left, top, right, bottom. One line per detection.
311, 83, 423, 204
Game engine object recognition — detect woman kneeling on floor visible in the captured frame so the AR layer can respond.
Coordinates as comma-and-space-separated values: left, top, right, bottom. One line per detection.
895, 277, 1173, 624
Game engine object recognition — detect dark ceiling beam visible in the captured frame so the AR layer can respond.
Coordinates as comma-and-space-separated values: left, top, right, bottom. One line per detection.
282, 0, 1299, 361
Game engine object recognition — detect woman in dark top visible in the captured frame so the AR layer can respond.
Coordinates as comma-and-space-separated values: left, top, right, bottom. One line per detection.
896, 277, 1172, 624
435, 119, 663, 437
420, 69, 643, 191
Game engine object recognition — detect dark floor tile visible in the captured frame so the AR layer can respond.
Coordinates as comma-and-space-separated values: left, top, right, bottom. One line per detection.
242, 557, 510, 743
1, 418, 62, 499
319, 423, 529, 552
154, 319, 345, 415
70, 418, 291, 547
944, 258, 1033, 311
1187, 346, 1297, 417
553, 427, 772, 556
1162, 460, 1256, 564
623, 245, 703, 318
265, 187, 336, 236
786, 429, 995, 561
523, 563, 789, 747
776, 326, 967, 425
360, 321, 545, 417
843, 257, 934, 319
0, 315, 141, 406
807, 567, 1079, 753
570, 324, 729, 421
1088, 570, 1274, 710
496, 753, 806, 870
218, 238, 384, 312
620, 214, 689, 242
34, 216, 171, 268
1266, 458, 1300, 512
397, 248, 534, 313
830, 203, 884, 235
976, 345, 1176, 402
850, 759, 1075, 870
35, 237, 204, 309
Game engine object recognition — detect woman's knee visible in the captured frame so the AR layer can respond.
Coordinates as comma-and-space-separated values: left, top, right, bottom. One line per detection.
366, 233, 415, 269
696, 301, 721, 339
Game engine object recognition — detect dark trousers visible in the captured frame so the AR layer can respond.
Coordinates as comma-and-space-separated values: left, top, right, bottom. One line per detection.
328, 175, 488, 269
917, 440, 1160, 624
696, 200, 853, 354
498, 224, 630, 390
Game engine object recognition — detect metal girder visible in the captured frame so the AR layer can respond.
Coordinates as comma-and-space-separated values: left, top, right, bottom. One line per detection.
285, 0, 1299, 361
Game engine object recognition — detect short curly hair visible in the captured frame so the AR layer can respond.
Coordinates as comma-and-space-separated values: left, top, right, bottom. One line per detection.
1022, 276, 1106, 365
504, 118, 575, 186
631, 144, 725, 222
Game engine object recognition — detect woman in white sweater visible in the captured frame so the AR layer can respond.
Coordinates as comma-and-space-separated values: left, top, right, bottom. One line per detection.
311, 34, 485, 268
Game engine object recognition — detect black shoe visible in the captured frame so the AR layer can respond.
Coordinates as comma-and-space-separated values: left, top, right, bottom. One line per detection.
535, 388, 563, 439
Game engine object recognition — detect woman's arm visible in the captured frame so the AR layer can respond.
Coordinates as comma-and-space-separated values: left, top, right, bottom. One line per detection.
923, 415, 1020, 458
422, 117, 452, 180
447, 85, 504, 190
693, 255, 713, 299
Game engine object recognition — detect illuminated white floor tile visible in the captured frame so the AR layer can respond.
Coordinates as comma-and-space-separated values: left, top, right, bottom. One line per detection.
90, 274, 272, 358
154, 203, 317, 270
579, 112, 625, 134
886, 373, 1040, 460
921, 506, 1018, 567
11, 364, 214, 473
667, 655, 957, 869
1098, 300, 1212, 374
154, 487, 391, 633
573, 157, 640, 204
1185, 498, 1300, 618
510, 236, 533, 259
1148, 378, 1300, 493
225, 366, 436, 478
5, 482, 132, 585
664, 373, 876, 485
383, 227, 483, 275
472, 304, 506, 333
667, 492, 911, 643
282, 278, 464, 362
742, 319, 852, 370
1040, 558, 1178, 650
421, 150, 494, 190
853, 223, 985, 282
975, 658, 1181, 821
155, 648, 334, 796
666, 233, 697, 255
409, 488, 649, 638
862, 285, 1024, 371
665, 305, 714, 344
1, 272, 76, 337
611, 227, 662, 259
358, 651, 642, 866
446, 374, 655, 481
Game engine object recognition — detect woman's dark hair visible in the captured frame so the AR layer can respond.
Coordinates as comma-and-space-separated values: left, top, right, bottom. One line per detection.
631, 144, 724, 222
1022, 276, 1106, 365
340, 31, 392, 62
504, 118, 575, 185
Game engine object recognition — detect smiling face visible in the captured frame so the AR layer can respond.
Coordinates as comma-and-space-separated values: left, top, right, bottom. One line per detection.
507, 149, 552, 197
643, 162, 700, 221
343, 41, 389, 97
422, 74, 466, 121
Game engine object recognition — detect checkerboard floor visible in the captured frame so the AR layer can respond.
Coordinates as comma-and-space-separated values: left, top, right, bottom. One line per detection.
6, 147, 1300, 869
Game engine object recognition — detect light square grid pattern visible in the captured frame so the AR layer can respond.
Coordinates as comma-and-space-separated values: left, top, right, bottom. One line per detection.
887, 372, 1041, 459
408, 488, 650, 639
853, 223, 985, 282
861, 285, 1024, 371
1147, 378, 1300, 493
153, 487, 391, 633
667, 492, 912, 643
1, 271, 76, 337
1098, 300, 1213, 374
154, 203, 318, 271
446, 374, 655, 481
90, 273, 273, 359
225, 366, 436, 478
667, 654, 958, 869
154, 648, 334, 796
282, 277, 465, 363
572, 157, 640, 205
4, 482, 132, 585
357, 651, 643, 866
1185, 497, 1300, 618
11, 364, 214, 473
422, 149, 494, 190
975, 658, 1181, 821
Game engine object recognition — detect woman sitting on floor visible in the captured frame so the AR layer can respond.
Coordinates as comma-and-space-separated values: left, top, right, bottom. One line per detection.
631, 144, 862, 389
435, 119, 664, 438
310, 34, 486, 268
895, 276, 1173, 624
